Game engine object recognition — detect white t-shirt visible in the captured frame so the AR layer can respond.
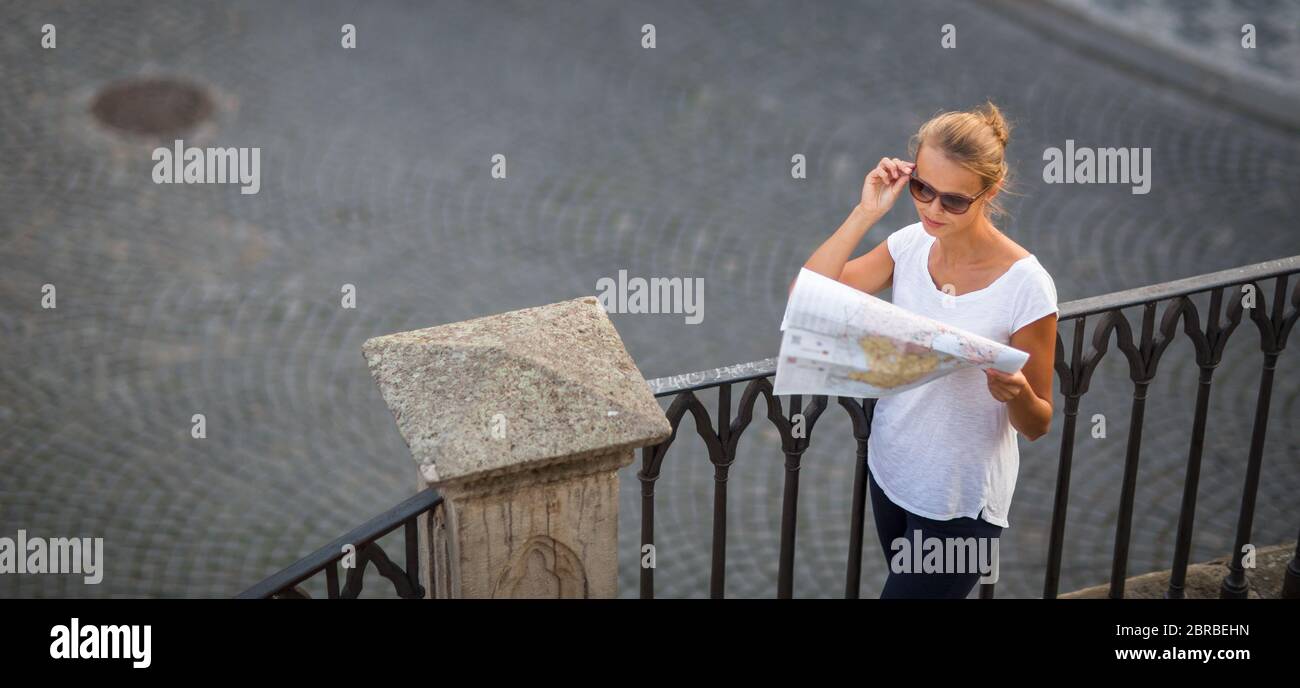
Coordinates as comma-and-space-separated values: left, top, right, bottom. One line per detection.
867, 221, 1058, 528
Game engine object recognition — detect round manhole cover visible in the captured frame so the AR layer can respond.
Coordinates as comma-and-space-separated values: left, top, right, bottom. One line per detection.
91, 78, 214, 136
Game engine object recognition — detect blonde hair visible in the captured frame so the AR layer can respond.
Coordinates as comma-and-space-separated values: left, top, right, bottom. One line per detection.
908, 100, 1015, 218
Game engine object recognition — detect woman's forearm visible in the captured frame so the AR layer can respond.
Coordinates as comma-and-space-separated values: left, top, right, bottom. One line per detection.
1007, 388, 1052, 440
802, 204, 882, 281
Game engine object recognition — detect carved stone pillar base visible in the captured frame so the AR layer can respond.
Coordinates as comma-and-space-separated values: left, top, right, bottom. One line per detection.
364, 297, 669, 600
421, 448, 632, 598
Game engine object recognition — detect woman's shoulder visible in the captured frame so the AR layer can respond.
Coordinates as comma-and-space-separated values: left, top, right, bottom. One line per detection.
1018, 251, 1055, 283
885, 221, 926, 260
1006, 251, 1059, 333
995, 231, 1052, 282
992, 229, 1055, 296
1013, 255, 1058, 302
994, 229, 1033, 262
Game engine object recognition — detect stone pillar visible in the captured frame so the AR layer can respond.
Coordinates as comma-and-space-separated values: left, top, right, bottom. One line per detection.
361, 297, 670, 598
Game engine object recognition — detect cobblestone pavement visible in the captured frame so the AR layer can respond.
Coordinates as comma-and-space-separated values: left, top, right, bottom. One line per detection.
0, 0, 1297, 598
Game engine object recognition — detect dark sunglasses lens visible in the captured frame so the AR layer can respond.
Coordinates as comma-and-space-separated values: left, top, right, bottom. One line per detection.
909, 177, 934, 202
941, 195, 971, 214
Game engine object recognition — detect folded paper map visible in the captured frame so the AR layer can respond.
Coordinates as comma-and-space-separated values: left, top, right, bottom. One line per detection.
773, 268, 1029, 397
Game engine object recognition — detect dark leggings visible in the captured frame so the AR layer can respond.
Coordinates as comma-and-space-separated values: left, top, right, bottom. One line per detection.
868, 471, 1004, 599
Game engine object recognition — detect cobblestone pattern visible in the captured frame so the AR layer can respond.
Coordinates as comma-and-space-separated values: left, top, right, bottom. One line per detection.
0, 0, 1296, 598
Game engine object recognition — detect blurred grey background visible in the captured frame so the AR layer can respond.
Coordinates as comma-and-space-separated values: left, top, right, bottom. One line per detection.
0, 0, 1297, 598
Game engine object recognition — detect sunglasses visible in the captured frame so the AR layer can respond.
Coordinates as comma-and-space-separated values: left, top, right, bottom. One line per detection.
908, 170, 991, 215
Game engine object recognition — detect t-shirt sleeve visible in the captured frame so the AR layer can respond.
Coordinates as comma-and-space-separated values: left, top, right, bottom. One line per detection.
1010, 265, 1059, 334
885, 222, 922, 262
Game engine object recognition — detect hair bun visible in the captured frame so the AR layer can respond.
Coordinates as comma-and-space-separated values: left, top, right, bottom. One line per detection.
978, 100, 1011, 147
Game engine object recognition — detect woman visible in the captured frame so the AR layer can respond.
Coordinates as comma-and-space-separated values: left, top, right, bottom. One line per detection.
797, 101, 1059, 598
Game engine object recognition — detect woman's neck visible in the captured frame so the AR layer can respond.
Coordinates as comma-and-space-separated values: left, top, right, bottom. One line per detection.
936, 216, 1000, 267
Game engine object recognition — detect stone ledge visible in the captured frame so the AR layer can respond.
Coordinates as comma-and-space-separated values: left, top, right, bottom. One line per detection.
1059, 543, 1292, 599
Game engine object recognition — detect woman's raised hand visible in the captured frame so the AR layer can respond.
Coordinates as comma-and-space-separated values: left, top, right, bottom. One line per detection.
859, 157, 915, 217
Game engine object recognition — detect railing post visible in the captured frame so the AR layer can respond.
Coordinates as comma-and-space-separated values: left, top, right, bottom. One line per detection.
1219, 350, 1279, 599
1282, 527, 1300, 599
362, 297, 671, 598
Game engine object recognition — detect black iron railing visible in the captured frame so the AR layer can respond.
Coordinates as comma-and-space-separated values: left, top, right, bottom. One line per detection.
243, 255, 1299, 599
639, 255, 1300, 599
238, 488, 441, 599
